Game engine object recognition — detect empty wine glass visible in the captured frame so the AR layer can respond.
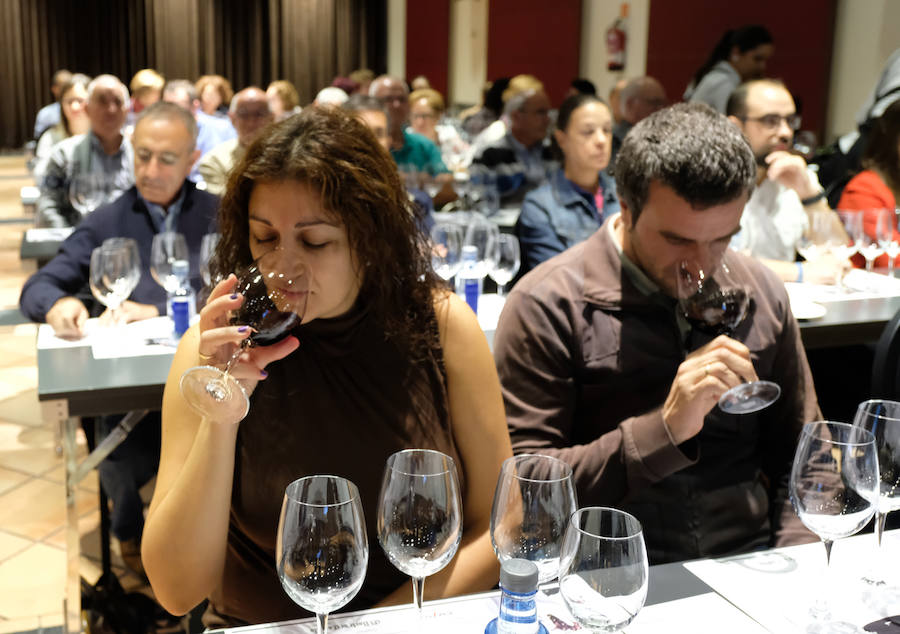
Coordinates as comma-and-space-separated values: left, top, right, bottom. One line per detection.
464, 212, 500, 280
179, 248, 308, 424
558, 507, 649, 633
488, 234, 520, 297
69, 172, 108, 216
430, 222, 464, 283
89, 237, 141, 327
790, 421, 879, 632
491, 454, 577, 585
150, 232, 189, 294
676, 260, 781, 414
199, 232, 220, 287
276, 475, 368, 634
834, 210, 863, 262
852, 400, 900, 609
876, 208, 899, 276
377, 449, 462, 613
858, 230, 885, 274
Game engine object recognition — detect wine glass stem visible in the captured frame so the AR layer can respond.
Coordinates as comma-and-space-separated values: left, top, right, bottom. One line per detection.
412, 576, 425, 611
497, 283, 506, 298
811, 539, 834, 621
222, 339, 251, 375
874, 510, 887, 549
866, 258, 875, 272
315, 612, 328, 634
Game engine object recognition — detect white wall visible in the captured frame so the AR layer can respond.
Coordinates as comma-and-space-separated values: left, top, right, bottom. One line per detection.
579, 0, 650, 100
826, 0, 900, 142
386, 0, 406, 79
448, 0, 489, 106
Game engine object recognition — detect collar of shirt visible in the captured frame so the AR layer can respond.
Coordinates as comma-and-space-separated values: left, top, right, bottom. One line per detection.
506, 131, 546, 176
138, 182, 188, 233
87, 129, 126, 158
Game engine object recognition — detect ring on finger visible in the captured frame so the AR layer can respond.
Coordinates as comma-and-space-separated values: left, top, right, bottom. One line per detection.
199, 351, 217, 364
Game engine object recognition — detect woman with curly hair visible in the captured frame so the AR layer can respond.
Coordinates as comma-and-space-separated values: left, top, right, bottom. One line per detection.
142, 107, 511, 628
196, 74, 234, 117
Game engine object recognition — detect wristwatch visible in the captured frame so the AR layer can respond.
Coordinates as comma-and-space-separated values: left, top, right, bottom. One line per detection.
801, 190, 826, 206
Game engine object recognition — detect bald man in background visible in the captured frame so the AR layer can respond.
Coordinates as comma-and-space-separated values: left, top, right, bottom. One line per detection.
610, 76, 667, 166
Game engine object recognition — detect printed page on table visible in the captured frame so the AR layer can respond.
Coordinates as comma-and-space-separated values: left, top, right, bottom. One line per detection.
684, 530, 900, 633
37, 317, 179, 358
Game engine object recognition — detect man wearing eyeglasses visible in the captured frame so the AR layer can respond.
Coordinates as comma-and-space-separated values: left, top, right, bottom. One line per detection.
199, 87, 273, 196
726, 79, 848, 284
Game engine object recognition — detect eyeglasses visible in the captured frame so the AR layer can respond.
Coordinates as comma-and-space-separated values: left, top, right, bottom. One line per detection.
741, 113, 801, 131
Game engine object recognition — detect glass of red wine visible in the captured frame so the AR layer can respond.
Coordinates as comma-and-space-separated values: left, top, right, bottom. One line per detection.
179, 248, 308, 424
676, 260, 780, 415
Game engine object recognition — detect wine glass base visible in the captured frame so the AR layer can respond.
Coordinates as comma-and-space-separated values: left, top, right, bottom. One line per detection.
805, 620, 860, 634
719, 380, 781, 415
180, 365, 250, 424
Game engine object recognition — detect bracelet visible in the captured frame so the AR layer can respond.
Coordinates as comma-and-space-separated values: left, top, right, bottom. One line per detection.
796, 261, 804, 283
801, 190, 826, 206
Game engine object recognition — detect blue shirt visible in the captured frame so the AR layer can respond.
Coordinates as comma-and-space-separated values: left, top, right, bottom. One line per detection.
34, 102, 61, 139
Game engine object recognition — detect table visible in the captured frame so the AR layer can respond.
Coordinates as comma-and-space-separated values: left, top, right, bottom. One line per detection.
212, 531, 899, 633
37, 319, 176, 634
20, 226, 72, 263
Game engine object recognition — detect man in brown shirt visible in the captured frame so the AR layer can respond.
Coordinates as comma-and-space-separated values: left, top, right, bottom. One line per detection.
494, 103, 819, 564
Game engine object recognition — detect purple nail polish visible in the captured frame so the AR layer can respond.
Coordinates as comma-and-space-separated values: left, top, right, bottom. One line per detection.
230, 293, 239, 300
238, 326, 249, 333
259, 369, 268, 378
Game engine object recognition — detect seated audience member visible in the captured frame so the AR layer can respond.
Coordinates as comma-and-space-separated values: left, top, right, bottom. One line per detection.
409, 88, 470, 170
610, 76, 667, 166
128, 68, 165, 123
331, 76, 360, 96
411, 75, 430, 91
266, 80, 301, 121
472, 75, 555, 204
37, 74, 134, 228
461, 78, 509, 139
567, 78, 597, 98
470, 74, 544, 156
313, 86, 349, 108
34, 69, 72, 139
608, 77, 628, 125
199, 87, 273, 196
34, 74, 91, 184
344, 94, 436, 233
685, 25, 773, 113
370, 75, 449, 176
838, 99, 900, 268
20, 102, 218, 574
141, 107, 511, 626
517, 94, 619, 274
163, 79, 237, 180
494, 103, 819, 565
196, 74, 234, 118
349, 68, 375, 95
726, 79, 848, 283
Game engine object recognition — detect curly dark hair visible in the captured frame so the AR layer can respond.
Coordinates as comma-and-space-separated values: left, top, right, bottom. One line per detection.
212, 106, 442, 359
615, 102, 756, 223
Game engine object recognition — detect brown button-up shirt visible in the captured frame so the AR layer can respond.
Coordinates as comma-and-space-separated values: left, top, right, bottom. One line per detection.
494, 219, 819, 564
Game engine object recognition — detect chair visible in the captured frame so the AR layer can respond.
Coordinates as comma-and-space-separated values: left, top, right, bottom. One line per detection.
871, 308, 900, 400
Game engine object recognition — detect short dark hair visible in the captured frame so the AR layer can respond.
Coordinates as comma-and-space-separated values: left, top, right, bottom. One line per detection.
135, 101, 199, 147
615, 103, 755, 223
863, 98, 900, 194
726, 78, 787, 118
551, 93, 609, 161
570, 78, 597, 96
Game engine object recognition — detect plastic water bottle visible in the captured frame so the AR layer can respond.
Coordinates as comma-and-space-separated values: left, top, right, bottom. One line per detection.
485, 559, 548, 634
167, 259, 195, 339
456, 244, 482, 314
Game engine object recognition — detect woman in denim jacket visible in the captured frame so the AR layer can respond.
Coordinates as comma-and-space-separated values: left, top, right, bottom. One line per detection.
516, 93, 619, 275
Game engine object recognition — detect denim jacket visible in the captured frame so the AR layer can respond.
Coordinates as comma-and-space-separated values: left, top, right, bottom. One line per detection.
516, 168, 619, 274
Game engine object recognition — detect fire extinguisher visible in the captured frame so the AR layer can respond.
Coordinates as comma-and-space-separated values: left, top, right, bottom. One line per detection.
606, 3, 628, 72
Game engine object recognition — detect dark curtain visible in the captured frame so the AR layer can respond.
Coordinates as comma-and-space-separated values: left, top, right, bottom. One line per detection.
0, 0, 386, 149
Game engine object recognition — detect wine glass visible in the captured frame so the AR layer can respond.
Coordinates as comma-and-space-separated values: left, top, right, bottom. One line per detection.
69, 172, 108, 216
488, 234, 520, 297
463, 212, 500, 280
834, 210, 862, 262
179, 248, 308, 424
490, 454, 577, 585
858, 229, 884, 274
876, 208, 899, 276
377, 449, 463, 613
89, 237, 141, 327
199, 232, 220, 287
150, 232, 189, 294
852, 400, 900, 608
789, 421, 879, 632
558, 507, 649, 633
676, 260, 781, 414
430, 222, 464, 283
276, 475, 368, 634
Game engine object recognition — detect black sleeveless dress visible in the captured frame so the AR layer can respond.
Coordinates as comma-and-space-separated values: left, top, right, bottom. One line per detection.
203, 301, 462, 627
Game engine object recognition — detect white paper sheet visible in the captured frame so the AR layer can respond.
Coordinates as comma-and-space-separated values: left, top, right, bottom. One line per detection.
684, 530, 900, 633
787, 269, 900, 304
37, 316, 179, 358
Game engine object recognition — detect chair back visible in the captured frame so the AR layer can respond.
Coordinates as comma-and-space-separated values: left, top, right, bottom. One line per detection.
872, 308, 900, 399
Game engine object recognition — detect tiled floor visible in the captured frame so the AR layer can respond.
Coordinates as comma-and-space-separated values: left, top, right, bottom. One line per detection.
0, 155, 152, 633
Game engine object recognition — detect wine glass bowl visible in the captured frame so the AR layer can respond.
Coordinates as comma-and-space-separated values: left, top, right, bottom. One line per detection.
430, 222, 464, 282
89, 237, 141, 324
276, 475, 368, 634
876, 208, 899, 276
376, 449, 463, 610
558, 507, 649, 633
490, 454, 577, 584
150, 232, 189, 293
199, 233, 220, 287
675, 260, 780, 414
488, 234, 520, 296
179, 249, 307, 423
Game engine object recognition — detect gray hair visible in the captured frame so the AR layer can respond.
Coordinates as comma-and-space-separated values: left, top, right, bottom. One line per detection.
162, 79, 198, 104
135, 101, 199, 148
87, 74, 129, 104
504, 89, 538, 116
614, 103, 756, 223
368, 75, 407, 98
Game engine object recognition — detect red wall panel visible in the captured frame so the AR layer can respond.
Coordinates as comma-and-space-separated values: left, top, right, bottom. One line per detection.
486, 0, 582, 108
405, 0, 450, 97
646, 0, 837, 139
